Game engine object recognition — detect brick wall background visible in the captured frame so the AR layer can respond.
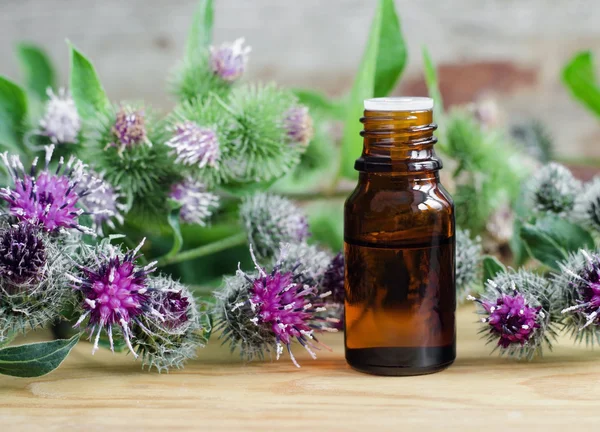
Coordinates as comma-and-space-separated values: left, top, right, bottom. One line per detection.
1, 0, 599, 156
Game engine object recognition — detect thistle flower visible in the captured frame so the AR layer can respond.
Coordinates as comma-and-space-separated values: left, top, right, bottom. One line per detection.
214, 245, 338, 367
109, 106, 150, 151
323, 252, 345, 305
240, 193, 309, 258
511, 120, 554, 164
225, 83, 307, 183
322, 252, 345, 330
553, 250, 600, 344
0, 222, 46, 285
169, 178, 219, 226
469, 270, 559, 359
284, 106, 314, 146
132, 277, 211, 372
76, 170, 125, 234
86, 104, 178, 213
574, 178, 600, 232
39, 88, 81, 144
456, 229, 482, 301
0, 145, 97, 234
277, 244, 344, 329
527, 163, 581, 216
69, 239, 158, 356
0, 221, 74, 342
209, 38, 251, 82
166, 121, 219, 168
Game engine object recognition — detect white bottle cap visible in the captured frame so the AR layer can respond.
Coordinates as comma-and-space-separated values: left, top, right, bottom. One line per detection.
364, 97, 434, 111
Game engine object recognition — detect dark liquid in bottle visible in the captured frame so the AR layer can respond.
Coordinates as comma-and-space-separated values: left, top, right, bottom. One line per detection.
344, 236, 456, 376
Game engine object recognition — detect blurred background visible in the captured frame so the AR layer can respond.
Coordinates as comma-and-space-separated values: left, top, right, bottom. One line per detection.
1, 0, 598, 158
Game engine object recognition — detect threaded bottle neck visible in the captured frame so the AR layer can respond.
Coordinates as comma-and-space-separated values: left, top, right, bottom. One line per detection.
354, 107, 441, 174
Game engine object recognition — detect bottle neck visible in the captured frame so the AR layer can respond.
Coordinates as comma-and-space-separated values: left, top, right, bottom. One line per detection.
354, 109, 441, 174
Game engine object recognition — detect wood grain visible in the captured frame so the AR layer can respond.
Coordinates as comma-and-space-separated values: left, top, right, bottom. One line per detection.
0, 305, 598, 432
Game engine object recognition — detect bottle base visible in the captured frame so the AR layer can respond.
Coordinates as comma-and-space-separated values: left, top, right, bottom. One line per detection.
345, 345, 455, 376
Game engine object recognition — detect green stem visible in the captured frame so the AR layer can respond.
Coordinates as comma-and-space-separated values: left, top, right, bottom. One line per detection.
157, 231, 247, 267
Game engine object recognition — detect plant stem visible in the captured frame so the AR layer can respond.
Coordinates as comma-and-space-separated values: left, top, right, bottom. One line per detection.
157, 232, 247, 267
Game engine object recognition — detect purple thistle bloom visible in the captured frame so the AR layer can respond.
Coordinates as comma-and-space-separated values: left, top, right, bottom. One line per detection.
322, 252, 345, 330
477, 292, 541, 348
244, 246, 336, 367
284, 106, 314, 146
109, 106, 150, 151
209, 38, 251, 82
169, 178, 219, 226
69, 239, 158, 356
166, 121, 219, 168
39, 88, 81, 144
0, 223, 46, 286
76, 170, 125, 234
0, 145, 95, 234
561, 251, 600, 330
154, 290, 190, 330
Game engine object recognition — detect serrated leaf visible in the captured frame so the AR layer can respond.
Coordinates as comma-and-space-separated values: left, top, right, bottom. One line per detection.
185, 0, 214, 59
0, 334, 80, 378
562, 51, 600, 118
340, 0, 407, 179
16, 43, 56, 101
482, 255, 506, 285
0, 76, 28, 153
69, 44, 110, 120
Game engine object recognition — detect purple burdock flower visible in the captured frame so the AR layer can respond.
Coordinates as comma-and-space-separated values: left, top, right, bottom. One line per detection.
217, 245, 337, 367
209, 38, 251, 82
0, 223, 46, 286
39, 88, 81, 144
284, 106, 314, 146
76, 170, 125, 234
0, 145, 95, 234
69, 239, 158, 355
476, 292, 541, 348
169, 178, 219, 226
560, 251, 600, 331
154, 290, 190, 330
322, 252, 345, 330
109, 106, 150, 151
166, 121, 219, 168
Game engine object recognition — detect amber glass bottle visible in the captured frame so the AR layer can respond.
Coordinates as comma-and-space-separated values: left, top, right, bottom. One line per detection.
344, 97, 455, 376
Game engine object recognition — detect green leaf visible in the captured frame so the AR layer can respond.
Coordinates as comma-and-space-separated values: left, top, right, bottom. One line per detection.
292, 89, 345, 120
69, 44, 110, 120
482, 255, 506, 285
185, 0, 214, 59
340, 0, 407, 179
0, 334, 80, 378
533, 215, 595, 252
16, 43, 56, 101
373, 0, 407, 97
562, 51, 600, 118
422, 47, 445, 120
0, 76, 28, 152
520, 223, 567, 270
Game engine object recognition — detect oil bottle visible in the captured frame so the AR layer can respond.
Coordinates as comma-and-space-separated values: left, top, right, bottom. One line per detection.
344, 97, 456, 376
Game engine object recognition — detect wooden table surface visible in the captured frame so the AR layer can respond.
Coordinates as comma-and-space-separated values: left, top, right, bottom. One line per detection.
0, 304, 598, 432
